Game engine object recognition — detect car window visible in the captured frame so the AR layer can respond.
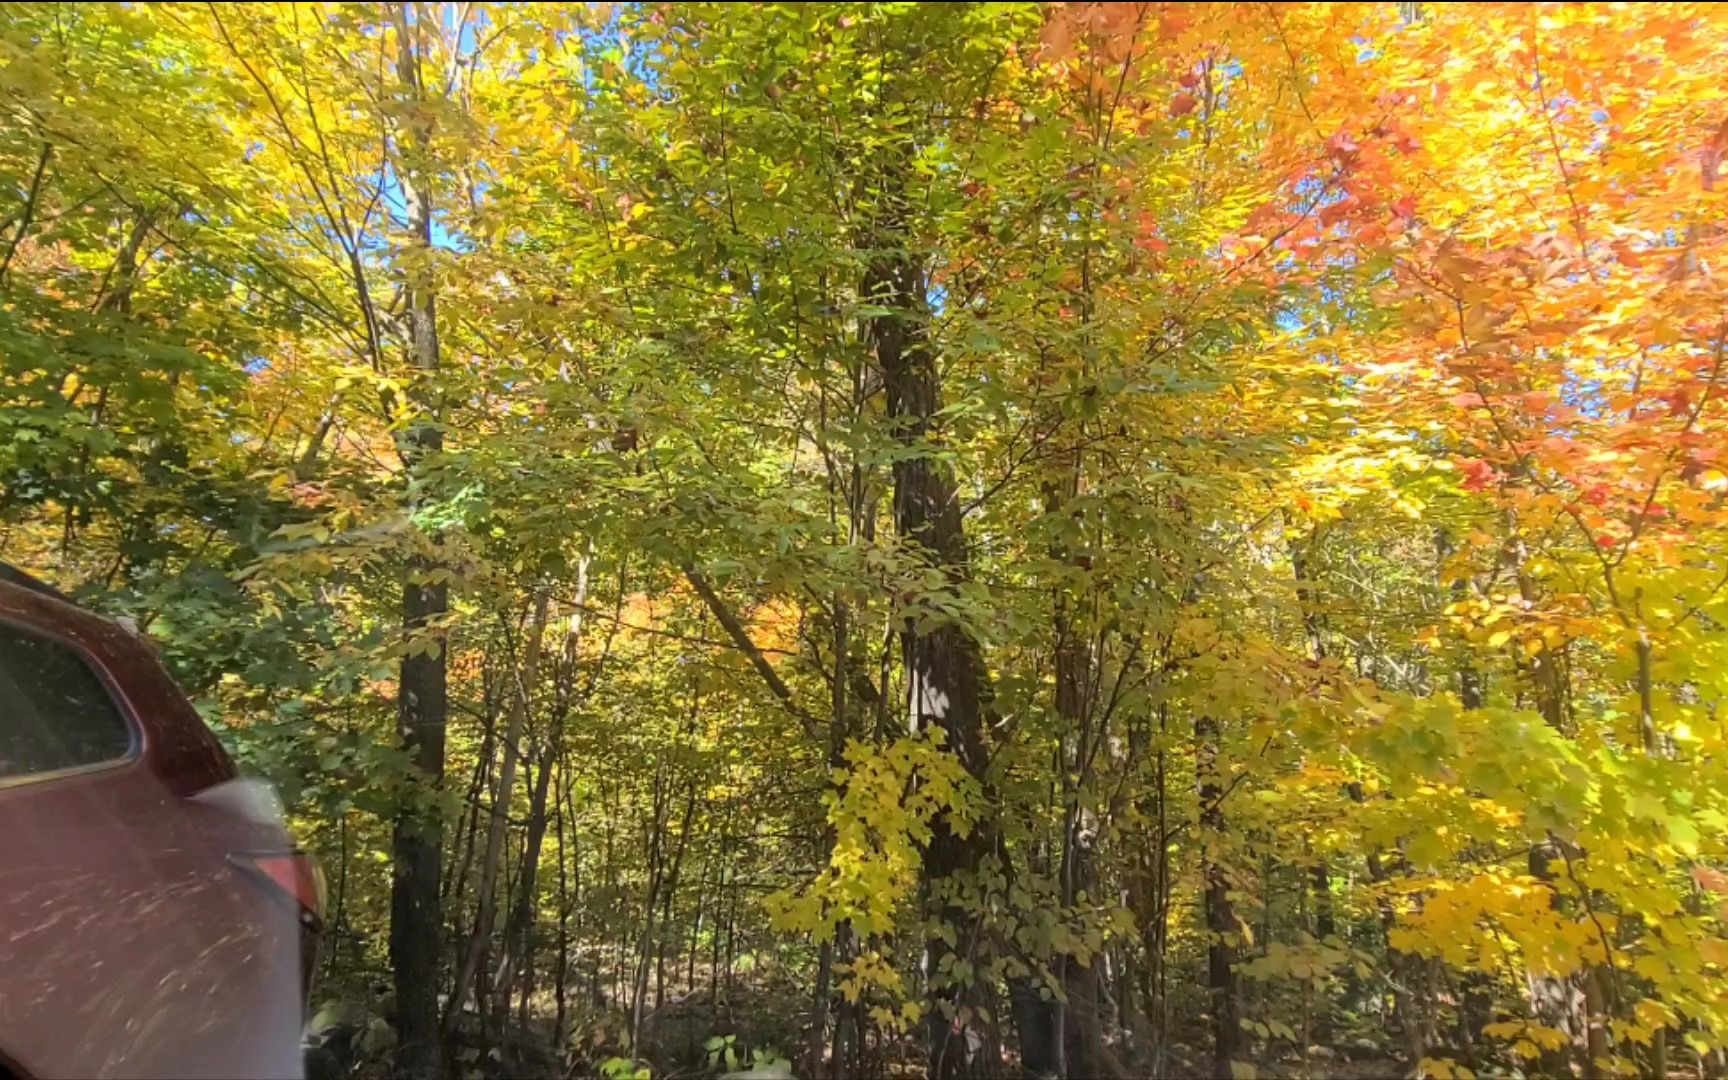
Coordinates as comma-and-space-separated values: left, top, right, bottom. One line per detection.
0, 620, 134, 779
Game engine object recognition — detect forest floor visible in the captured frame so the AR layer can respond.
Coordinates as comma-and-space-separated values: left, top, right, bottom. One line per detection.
324, 977, 1416, 1080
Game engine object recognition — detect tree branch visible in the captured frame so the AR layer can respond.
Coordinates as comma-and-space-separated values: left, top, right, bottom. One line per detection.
681, 559, 822, 742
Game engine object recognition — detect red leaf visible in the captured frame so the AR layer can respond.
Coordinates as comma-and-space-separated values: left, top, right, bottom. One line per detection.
1319, 196, 1357, 226
1458, 457, 1498, 493
1169, 92, 1198, 117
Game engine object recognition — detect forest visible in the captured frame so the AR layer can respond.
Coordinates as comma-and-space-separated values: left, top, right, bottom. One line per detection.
3, 2, 1727, 1078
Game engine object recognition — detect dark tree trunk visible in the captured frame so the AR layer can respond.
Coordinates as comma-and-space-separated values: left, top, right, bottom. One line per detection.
1196, 715, 1240, 1080
1126, 699, 1174, 1076
656, 784, 697, 1012
392, 565, 448, 1080
1046, 471, 1108, 1080
630, 769, 669, 1044
807, 592, 852, 1080
388, 9, 446, 1078
1311, 863, 1336, 942
1060, 867, 1105, 1077
1010, 978, 1057, 1077
830, 925, 862, 1079
553, 756, 574, 1050
502, 745, 556, 1031
1290, 536, 1338, 951
449, 592, 548, 1041
446, 711, 495, 911
865, 194, 998, 1079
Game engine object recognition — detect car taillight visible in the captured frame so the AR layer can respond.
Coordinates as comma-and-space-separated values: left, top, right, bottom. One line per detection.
232, 851, 326, 928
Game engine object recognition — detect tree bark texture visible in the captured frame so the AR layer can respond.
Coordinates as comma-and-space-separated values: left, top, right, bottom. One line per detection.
866, 197, 998, 1079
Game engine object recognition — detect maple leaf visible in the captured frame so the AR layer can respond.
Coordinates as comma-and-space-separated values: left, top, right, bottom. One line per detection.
1319, 196, 1358, 227
1457, 457, 1499, 493
1660, 387, 1693, 417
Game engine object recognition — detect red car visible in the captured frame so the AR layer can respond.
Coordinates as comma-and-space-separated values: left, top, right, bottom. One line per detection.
0, 564, 322, 1079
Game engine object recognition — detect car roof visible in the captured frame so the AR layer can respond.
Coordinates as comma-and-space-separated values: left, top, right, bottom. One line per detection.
0, 562, 76, 606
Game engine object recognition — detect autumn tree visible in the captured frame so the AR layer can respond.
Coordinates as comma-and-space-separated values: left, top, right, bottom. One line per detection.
7, 5, 1728, 1080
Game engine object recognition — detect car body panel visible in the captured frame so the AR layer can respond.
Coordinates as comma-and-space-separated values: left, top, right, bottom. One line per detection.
0, 579, 305, 1079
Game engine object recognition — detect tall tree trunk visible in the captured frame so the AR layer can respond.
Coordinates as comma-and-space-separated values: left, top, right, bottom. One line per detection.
447, 703, 496, 911
1127, 699, 1174, 1077
1059, 827, 1105, 1079
446, 590, 549, 1038
807, 589, 852, 1079
1196, 714, 1241, 1080
388, 7, 446, 1077
504, 563, 591, 1036
654, 785, 696, 1013
865, 190, 999, 1079
553, 755, 573, 1053
1046, 469, 1107, 1080
1437, 530, 1493, 1061
1508, 532, 1593, 1078
389, 372, 448, 1080
830, 925, 860, 1079
1634, 621, 1669, 1077
501, 745, 556, 1031
630, 769, 669, 1044
1341, 770, 1427, 1071
1289, 535, 1337, 1030
1310, 864, 1336, 942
